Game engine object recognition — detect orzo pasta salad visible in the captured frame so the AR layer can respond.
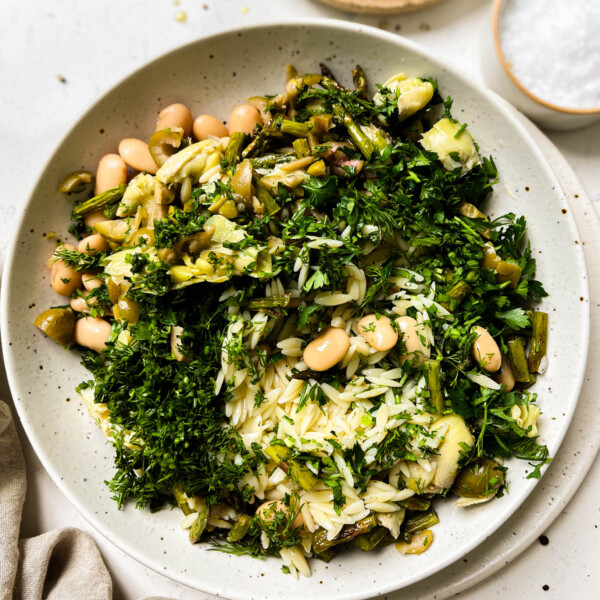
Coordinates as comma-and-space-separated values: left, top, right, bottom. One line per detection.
35, 64, 550, 576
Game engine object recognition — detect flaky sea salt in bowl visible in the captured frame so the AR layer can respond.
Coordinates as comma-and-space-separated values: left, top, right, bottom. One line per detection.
481, 0, 600, 130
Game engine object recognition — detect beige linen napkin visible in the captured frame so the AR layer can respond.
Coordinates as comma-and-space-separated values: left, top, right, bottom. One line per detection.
0, 400, 169, 600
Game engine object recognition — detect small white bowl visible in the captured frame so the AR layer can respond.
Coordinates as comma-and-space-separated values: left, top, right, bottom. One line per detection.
481, 0, 600, 131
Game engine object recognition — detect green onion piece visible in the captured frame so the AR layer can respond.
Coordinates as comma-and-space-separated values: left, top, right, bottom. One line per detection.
188, 501, 209, 544
281, 119, 311, 138
253, 175, 281, 216
248, 294, 291, 309
224, 132, 248, 166
404, 508, 439, 534
73, 184, 126, 216
507, 338, 531, 383
441, 280, 472, 311
352, 527, 388, 552
227, 515, 253, 542
315, 548, 337, 563
352, 65, 369, 100
424, 359, 445, 414
173, 483, 192, 516
293, 138, 311, 159
527, 311, 548, 373
248, 152, 295, 169
400, 496, 430, 512
312, 515, 377, 553
265, 444, 317, 491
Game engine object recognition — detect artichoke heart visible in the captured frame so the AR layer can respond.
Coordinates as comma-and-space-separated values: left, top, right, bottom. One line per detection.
374, 73, 434, 121
156, 139, 226, 185
420, 117, 481, 174
117, 173, 156, 217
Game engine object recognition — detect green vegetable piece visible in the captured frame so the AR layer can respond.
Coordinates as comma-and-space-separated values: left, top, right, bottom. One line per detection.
224, 132, 248, 166
57, 170, 94, 194
441, 280, 472, 311
253, 175, 281, 216
264, 445, 317, 491
403, 508, 439, 535
288, 459, 318, 491
315, 548, 337, 563
33, 308, 75, 347
452, 457, 504, 499
352, 65, 369, 100
189, 502, 209, 544
280, 119, 311, 138
228, 515, 253, 542
248, 152, 296, 169
320, 77, 374, 158
312, 515, 377, 554
293, 138, 311, 159
400, 496, 430, 512
73, 184, 127, 216
173, 483, 192, 516
424, 359, 445, 414
248, 294, 291, 309
352, 526, 387, 552
527, 311, 548, 373
507, 338, 531, 383
265, 444, 292, 464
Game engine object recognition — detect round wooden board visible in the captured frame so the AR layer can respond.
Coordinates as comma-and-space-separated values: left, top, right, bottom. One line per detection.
314, 0, 446, 15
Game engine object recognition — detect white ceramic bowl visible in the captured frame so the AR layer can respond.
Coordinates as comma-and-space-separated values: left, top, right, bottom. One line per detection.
1, 19, 589, 600
481, 0, 600, 131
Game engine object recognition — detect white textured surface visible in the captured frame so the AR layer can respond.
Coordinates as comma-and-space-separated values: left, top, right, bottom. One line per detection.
499, 0, 600, 109
0, 1, 599, 599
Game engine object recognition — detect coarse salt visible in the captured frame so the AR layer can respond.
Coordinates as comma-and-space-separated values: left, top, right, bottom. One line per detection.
499, 0, 600, 109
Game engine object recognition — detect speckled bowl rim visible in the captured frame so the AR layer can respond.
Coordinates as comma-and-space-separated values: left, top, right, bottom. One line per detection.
0, 18, 590, 600
492, 0, 600, 115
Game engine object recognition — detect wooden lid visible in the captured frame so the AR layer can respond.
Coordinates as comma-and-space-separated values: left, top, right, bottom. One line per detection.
314, 0, 446, 14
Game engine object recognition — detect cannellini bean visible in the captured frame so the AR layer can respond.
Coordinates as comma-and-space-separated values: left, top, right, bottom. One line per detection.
358, 314, 398, 351
228, 104, 263, 135
50, 247, 83, 296
78, 234, 109, 254
70, 297, 88, 313
94, 153, 127, 195
84, 210, 108, 230
431, 414, 475, 489
118, 138, 158, 174
493, 354, 515, 392
255, 500, 304, 529
303, 327, 350, 372
395, 316, 426, 365
472, 326, 501, 372
82, 271, 103, 291
46, 242, 76, 269
74, 316, 112, 353
70, 293, 97, 314
193, 114, 229, 140
156, 103, 193, 137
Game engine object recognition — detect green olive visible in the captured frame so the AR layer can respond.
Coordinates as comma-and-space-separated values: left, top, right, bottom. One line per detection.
452, 458, 504, 499
495, 260, 522, 288
33, 308, 75, 347
57, 170, 94, 194
481, 243, 501, 270
458, 202, 487, 221
113, 297, 141, 324
148, 127, 183, 167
